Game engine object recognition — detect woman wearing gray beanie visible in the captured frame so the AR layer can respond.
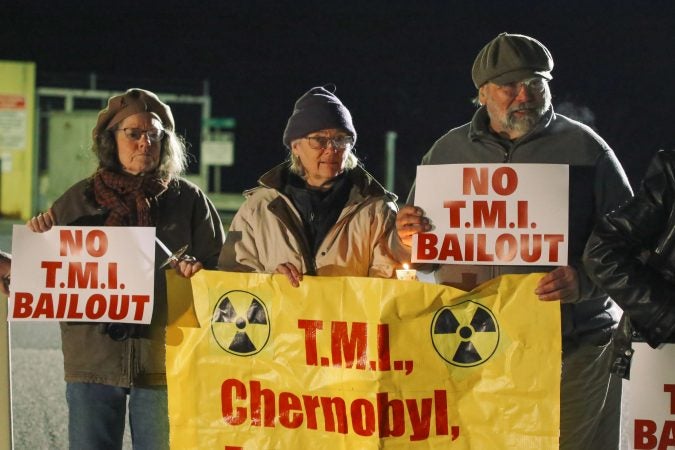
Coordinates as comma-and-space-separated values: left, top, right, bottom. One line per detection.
219, 84, 402, 283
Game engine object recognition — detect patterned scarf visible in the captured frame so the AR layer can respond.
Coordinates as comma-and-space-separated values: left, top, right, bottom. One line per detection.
93, 169, 169, 226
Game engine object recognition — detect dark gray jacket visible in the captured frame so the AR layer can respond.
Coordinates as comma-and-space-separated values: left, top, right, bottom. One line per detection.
53, 177, 224, 387
406, 106, 632, 350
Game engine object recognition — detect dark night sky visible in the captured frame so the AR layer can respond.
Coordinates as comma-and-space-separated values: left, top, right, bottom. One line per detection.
2, 0, 674, 197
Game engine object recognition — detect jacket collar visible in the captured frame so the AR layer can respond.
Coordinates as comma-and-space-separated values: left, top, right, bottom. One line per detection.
257, 162, 397, 203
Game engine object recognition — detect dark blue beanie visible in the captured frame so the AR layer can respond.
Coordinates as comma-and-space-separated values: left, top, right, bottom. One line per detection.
282, 85, 357, 148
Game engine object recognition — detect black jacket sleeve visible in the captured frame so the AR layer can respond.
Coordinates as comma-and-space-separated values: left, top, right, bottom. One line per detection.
583, 150, 675, 347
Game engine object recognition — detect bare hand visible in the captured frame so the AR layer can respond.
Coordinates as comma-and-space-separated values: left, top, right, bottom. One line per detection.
396, 205, 431, 247
27, 208, 56, 232
275, 262, 303, 288
535, 266, 579, 303
171, 255, 203, 278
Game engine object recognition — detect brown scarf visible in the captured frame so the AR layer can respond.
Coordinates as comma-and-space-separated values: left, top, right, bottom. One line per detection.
93, 169, 169, 226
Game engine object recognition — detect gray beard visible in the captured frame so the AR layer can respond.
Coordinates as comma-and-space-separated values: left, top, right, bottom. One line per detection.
503, 98, 551, 136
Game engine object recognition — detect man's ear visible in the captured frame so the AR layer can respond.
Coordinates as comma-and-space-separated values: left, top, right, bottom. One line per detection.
478, 86, 487, 105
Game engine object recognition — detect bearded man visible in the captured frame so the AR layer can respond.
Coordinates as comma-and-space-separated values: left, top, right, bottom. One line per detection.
392, 33, 632, 449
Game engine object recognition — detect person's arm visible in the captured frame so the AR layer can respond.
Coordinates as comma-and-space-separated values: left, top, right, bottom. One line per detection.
572, 150, 634, 302
584, 151, 675, 347
0, 250, 10, 295
171, 188, 226, 278
218, 205, 265, 274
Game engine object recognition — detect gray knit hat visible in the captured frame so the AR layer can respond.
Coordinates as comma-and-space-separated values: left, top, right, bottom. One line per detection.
282, 85, 356, 148
471, 33, 553, 88
92, 88, 174, 140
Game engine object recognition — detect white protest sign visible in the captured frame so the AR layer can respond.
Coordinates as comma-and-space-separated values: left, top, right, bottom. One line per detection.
413, 164, 569, 265
9, 226, 155, 323
621, 343, 675, 450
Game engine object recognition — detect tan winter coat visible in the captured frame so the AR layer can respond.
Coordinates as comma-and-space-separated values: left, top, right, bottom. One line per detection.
219, 163, 401, 278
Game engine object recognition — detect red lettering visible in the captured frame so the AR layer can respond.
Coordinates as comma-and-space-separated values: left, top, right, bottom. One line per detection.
85, 229, 108, 257
41, 261, 62, 288
12, 292, 33, 318
438, 234, 461, 261
520, 234, 542, 262
331, 322, 367, 369
130, 295, 150, 320
464, 233, 474, 261
33, 293, 55, 318
476, 234, 494, 262
60, 229, 82, 256
664, 384, 675, 414
434, 390, 448, 436
416, 233, 438, 260
407, 397, 432, 441
221, 378, 246, 425
495, 234, 517, 261
377, 324, 391, 371
67, 262, 98, 289
298, 319, 322, 365
66, 293, 83, 319
635, 419, 658, 449
442, 200, 466, 228
85, 294, 106, 319
107, 262, 118, 289
302, 396, 321, 430
473, 201, 506, 228
492, 167, 518, 195
463, 167, 488, 195
517, 201, 529, 228
278, 392, 303, 428
544, 234, 564, 262
377, 392, 405, 437
320, 397, 347, 433
108, 295, 130, 320
250, 380, 275, 427
351, 398, 375, 436
659, 421, 675, 449
56, 293, 67, 318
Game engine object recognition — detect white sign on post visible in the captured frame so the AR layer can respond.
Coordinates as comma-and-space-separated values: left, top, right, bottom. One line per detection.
8, 226, 156, 323
413, 164, 569, 266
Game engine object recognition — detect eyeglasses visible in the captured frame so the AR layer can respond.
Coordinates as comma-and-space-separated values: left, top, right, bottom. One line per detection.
495, 78, 547, 97
304, 135, 355, 150
115, 127, 166, 142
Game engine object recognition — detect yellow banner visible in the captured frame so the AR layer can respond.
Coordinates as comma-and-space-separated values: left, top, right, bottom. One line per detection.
166, 271, 561, 449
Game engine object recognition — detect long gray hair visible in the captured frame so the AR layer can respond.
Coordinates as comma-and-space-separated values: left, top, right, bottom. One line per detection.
92, 129, 188, 179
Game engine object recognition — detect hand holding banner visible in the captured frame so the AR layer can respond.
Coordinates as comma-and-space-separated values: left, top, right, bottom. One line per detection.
166, 271, 561, 449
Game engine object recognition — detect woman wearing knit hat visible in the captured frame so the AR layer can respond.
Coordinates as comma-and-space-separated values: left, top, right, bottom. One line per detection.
25, 88, 225, 449
219, 84, 402, 284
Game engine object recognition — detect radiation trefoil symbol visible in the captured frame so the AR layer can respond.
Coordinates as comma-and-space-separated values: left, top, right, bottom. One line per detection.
211, 290, 270, 356
431, 300, 499, 367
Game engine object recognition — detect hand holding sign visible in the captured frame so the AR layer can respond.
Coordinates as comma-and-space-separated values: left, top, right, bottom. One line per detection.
396, 205, 432, 247
26, 208, 56, 233
412, 164, 569, 266
9, 226, 155, 323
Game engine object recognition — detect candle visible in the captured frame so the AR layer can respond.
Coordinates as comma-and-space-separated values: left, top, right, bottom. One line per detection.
396, 263, 417, 281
